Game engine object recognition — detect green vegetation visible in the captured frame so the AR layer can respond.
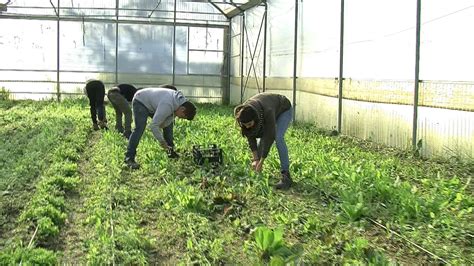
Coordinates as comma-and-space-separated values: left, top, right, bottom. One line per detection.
0, 99, 472, 264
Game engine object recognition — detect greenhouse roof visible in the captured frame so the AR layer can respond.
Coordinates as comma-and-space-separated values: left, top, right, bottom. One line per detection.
0, 0, 264, 25
206, 0, 264, 18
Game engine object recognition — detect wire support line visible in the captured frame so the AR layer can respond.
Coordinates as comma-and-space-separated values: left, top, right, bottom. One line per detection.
367, 218, 449, 264
242, 11, 265, 96
49, 0, 58, 16
147, 0, 162, 18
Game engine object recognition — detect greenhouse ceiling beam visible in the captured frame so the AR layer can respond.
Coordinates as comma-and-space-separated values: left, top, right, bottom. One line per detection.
0, 14, 228, 28
207, 1, 229, 19
7, 5, 225, 18
226, 0, 263, 18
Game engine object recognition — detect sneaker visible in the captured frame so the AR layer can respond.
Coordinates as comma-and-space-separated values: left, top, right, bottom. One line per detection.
93, 123, 100, 131
275, 170, 293, 190
124, 157, 140, 169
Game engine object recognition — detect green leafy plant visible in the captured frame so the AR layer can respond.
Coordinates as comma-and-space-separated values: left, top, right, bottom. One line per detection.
253, 226, 299, 263
0, 87, 10, 100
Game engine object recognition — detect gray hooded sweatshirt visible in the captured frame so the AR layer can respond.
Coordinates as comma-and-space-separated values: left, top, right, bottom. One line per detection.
133, 87, 187, 143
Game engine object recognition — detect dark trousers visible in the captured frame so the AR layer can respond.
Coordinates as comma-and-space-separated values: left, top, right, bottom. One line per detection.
107, 90, 132, 134
85, 80, 106, 124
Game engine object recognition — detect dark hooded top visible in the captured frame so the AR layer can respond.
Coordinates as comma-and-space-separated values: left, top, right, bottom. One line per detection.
116, 84, 138, 102
239, 93, 291, 159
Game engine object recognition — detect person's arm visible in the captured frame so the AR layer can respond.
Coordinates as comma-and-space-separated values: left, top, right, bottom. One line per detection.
149, 103, 173, 148
258, 110, 277, 159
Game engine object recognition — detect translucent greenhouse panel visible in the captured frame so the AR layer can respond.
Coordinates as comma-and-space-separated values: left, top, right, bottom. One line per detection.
60, 0, 115, 18
230, 16, 242, 77
2, 0, 57, 16
187, 27, 224, 75
188, 51, 223, 75
118, 24, 173, 74
189, 27, 224, 50
267, 0, 295, 78
60, 21, 116, 72
298, 0, 340, 78
0, 19, 57, 96
175, 26, 189, 75
0, 20, 57, 71
420, 0, 474, 81
344, 0, 416, 80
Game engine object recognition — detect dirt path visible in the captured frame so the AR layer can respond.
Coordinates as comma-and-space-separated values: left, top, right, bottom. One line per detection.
57, 131, 101, 263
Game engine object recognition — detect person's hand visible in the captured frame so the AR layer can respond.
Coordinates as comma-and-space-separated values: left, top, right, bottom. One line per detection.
251, 160, 258, 170
254, 159, 264, 172
160, 141, 170, 150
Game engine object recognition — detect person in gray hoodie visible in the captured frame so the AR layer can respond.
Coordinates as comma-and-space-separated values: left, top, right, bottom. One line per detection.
124, 87, 197, 169
234, 93, 293, 189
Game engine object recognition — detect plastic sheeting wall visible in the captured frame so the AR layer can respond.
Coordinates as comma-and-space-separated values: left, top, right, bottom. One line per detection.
230, 0, 474, 160
0, 22, 226, 102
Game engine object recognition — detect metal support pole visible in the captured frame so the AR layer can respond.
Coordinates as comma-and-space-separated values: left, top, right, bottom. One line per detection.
240, 13, 245, 103
115, 0, 119, 84
172, 0, 177, 85
262, 2, 267, 92
292, 0, 298, 122
337, 0, 345, 132
56, 0, 60, 102
413, 0, 421, 150
224, 25, 231, 105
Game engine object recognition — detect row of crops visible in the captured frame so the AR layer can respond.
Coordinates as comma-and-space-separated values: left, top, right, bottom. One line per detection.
0, 99, 472, 264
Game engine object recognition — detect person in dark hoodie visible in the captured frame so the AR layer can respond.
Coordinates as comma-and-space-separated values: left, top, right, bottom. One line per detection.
107, 83, 137, 139
234, 93, 293, 189
124, 87, 197, 169
84, 79, 108, 130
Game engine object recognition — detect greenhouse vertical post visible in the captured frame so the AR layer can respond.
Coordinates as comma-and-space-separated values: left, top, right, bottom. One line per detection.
412, 0, 421, 150
240, 13, 245, 103
56, 0, 60, 102
115, 0, 119, 84
337, 0, 345, 133
172, 0, 177, 85
262, 2, 267, 92
292, 0, 298, 122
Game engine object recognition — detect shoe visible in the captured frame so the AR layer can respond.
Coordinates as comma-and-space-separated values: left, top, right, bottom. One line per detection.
275, 170, 293, 190
98, 120, 108, 130
167, 148, 179, 159
125, 157, 140, 169
93, 123, 100, 130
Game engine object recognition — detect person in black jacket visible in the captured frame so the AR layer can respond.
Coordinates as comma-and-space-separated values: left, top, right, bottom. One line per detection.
107, 83, 137, 139
234, 93, 293, 189
84, 79, 107, 130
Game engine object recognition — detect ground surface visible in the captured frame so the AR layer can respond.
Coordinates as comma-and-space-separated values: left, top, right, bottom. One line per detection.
0, 99, 472, 264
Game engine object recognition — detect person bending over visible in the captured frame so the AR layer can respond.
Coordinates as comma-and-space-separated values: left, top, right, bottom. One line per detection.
234, 93, 293, 189
84, 79, 107, 130
107, 83, 137, 139
124, 87, 197, 169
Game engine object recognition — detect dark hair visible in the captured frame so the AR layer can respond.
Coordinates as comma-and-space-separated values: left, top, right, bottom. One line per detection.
160, 84, 177, 91
234, 104, 258, 137
181, 101, 197, 120
234, 105, 257, 123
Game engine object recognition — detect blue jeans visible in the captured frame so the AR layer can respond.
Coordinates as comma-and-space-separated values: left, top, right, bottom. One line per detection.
125, 100, 174, 160
275, 108, 292, 172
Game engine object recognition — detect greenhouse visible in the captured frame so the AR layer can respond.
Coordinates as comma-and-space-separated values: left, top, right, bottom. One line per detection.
0, 0, 472, 264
